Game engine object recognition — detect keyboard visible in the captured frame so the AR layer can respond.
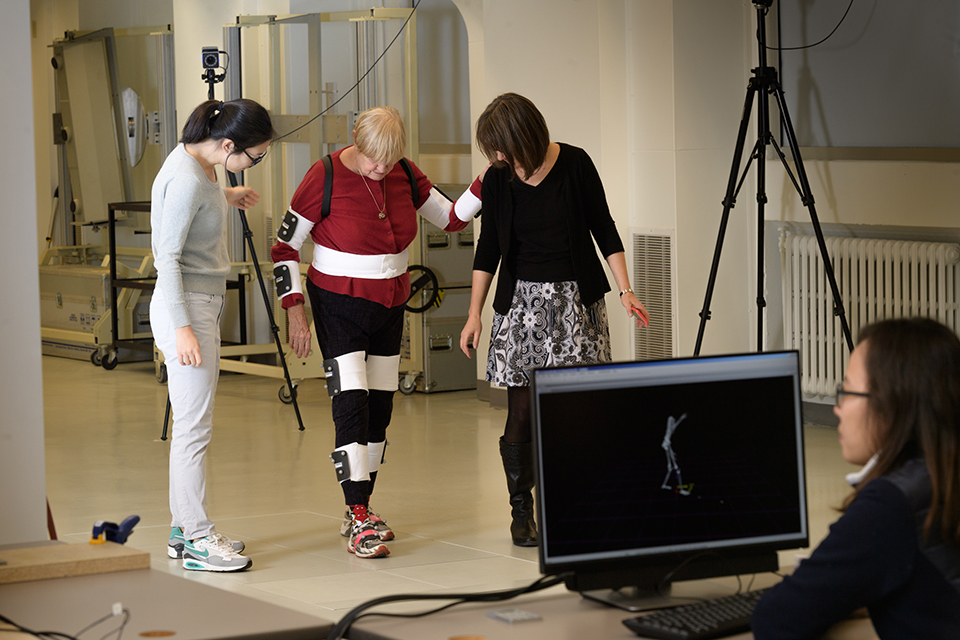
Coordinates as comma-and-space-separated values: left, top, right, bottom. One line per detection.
622, 588, 769, 640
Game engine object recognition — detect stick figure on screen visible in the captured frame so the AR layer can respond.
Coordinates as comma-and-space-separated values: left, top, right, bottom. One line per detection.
661, 413, 692, 496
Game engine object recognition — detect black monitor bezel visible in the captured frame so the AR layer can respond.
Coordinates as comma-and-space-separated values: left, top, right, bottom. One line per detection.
530, 350, 809, 593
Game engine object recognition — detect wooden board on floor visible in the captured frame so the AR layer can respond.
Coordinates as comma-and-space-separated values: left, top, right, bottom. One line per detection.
0, 541, 150, 585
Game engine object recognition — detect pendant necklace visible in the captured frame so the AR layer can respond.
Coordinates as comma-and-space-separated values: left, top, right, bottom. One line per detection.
360, 173, 387, 219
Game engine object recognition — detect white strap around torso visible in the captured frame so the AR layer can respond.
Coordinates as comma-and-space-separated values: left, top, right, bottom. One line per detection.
312, 244, 409, 280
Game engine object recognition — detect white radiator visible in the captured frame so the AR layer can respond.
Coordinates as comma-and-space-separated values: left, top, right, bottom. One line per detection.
780, 233, 960, 397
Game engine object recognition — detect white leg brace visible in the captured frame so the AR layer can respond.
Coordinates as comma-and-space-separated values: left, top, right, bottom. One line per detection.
324, 350, 368, 396
368, 441, 386, 475
366, 354, 400, 392
331, 442, 370, 483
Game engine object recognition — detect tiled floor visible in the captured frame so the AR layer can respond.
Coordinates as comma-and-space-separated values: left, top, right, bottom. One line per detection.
41, 355, 858, 623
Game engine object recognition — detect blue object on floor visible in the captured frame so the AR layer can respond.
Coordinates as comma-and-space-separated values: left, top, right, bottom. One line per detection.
90, 515, 140, 544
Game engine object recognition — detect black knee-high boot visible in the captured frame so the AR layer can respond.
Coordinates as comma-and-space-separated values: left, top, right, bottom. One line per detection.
499, 437, 538, 547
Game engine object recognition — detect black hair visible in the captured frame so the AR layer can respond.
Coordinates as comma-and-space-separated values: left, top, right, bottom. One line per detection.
180, 99, 276, 151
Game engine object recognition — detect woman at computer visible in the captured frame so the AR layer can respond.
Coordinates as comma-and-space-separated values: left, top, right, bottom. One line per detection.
459, 93, 650, 547
751, 317, 960, 639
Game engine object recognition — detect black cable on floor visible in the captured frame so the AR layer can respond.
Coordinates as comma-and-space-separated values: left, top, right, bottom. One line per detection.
325, 572, 572, 640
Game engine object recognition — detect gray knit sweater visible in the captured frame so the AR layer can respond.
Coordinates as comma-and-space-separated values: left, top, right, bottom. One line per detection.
151, 143, 230, 328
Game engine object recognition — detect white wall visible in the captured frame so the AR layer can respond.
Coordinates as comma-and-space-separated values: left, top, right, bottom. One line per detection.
671, 0, 753, 356
418, 0, 470, 146
2, 0, 48, 546
79, 0, 171, 29
768, 160, 960, 229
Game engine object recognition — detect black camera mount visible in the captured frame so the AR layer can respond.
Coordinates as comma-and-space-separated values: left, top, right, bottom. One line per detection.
201, 46, 226, 100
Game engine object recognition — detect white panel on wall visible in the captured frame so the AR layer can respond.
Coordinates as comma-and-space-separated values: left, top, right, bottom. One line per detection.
2, 0, 47, 546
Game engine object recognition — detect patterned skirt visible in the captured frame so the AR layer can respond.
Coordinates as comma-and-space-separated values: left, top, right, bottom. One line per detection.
486, 279, 611, 387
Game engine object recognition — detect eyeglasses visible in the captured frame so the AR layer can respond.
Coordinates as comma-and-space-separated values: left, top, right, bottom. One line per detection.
242, 148, 268, 167
835, 384, 871, 407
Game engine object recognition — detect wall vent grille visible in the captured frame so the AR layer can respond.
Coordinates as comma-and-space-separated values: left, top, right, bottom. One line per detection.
632, 232, 676, 360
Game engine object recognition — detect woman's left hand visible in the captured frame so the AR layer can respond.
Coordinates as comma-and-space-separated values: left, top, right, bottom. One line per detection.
226, 186, 261, 210
621, 291, 650, 328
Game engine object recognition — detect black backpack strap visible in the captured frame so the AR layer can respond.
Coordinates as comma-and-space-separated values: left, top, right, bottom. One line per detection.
321, 154, 333, 219
398, 158, 418, 207
322, 155, 416, 218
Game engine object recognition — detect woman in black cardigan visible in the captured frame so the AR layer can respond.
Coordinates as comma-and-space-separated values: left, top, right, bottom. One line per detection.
459, 93, 649, 546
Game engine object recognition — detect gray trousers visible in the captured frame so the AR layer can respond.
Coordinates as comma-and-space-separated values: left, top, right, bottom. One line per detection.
151, 289, 224, 541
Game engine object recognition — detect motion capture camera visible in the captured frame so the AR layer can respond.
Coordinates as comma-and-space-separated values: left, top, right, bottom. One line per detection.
201, 46, 220, 70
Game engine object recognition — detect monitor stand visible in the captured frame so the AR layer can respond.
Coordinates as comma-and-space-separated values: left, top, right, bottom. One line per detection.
580, 584, 675, 612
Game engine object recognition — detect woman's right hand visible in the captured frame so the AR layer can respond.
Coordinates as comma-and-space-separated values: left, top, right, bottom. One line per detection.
478, 161, 493, 182
287, 303, 312, 359
460, 316, 483, 358
175, 326, 202, 367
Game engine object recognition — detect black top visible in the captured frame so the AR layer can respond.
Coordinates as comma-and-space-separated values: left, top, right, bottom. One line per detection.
510, 166, 575, 283
751, 458, 960, 639
474, 143, 624, 315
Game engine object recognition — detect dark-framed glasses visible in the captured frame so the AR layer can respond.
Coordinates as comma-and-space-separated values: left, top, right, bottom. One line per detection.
835, 384, 871, 407
242, 147, 268, 167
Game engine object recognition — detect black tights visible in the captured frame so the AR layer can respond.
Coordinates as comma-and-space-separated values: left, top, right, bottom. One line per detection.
504, 386, 532, 443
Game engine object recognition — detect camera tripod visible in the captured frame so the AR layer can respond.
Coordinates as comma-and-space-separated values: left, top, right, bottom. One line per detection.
693, 0, 853, 356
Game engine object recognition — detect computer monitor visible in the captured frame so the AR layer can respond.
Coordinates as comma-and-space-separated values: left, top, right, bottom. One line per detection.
531, 351, 808, 610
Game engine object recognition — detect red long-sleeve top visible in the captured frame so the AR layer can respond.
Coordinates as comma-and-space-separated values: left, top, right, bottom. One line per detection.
271, 147, 481, 309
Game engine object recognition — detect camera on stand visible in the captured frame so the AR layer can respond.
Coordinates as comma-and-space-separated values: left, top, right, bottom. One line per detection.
202, 46, 221, 70
201, 46, 226, 100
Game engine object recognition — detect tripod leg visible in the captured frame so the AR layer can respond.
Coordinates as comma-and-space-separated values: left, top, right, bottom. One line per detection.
769, 84, 854, 352
161, 394, 171, 441
228, 171, 306, 430
241, 214, 306, 431
695, 81, 760, 356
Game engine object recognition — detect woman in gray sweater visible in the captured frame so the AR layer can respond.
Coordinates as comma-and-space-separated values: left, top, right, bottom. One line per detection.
150, 99, 273, 572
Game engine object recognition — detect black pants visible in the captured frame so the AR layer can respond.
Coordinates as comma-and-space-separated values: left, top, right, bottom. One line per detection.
307, 280, 404, 504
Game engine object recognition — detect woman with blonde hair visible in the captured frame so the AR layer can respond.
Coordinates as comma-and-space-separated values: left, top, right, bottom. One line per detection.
271, 106, 487, 558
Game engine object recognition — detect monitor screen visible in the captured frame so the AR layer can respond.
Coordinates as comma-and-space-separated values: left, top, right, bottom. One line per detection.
531, 351, 808, 605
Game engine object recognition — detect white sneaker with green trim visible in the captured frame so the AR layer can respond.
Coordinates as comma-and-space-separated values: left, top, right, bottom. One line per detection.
182, 533, 252, 572
168, 527, 245, 559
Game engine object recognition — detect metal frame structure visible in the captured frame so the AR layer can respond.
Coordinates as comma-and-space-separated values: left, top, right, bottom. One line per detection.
42, 25, 176, 366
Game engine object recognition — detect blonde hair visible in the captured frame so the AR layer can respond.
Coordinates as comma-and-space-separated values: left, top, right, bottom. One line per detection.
353, 106, 406, 165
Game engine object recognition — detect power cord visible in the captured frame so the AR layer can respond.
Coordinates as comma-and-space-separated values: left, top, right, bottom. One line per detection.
325, 572, 571, 640
275, 0, 423, 144
763, 0, 856, 52
0, 604, 129, 640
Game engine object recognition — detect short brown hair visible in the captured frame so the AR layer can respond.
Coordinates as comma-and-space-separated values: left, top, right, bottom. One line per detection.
475, 93, 550, 181
353, 106, 406, 165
